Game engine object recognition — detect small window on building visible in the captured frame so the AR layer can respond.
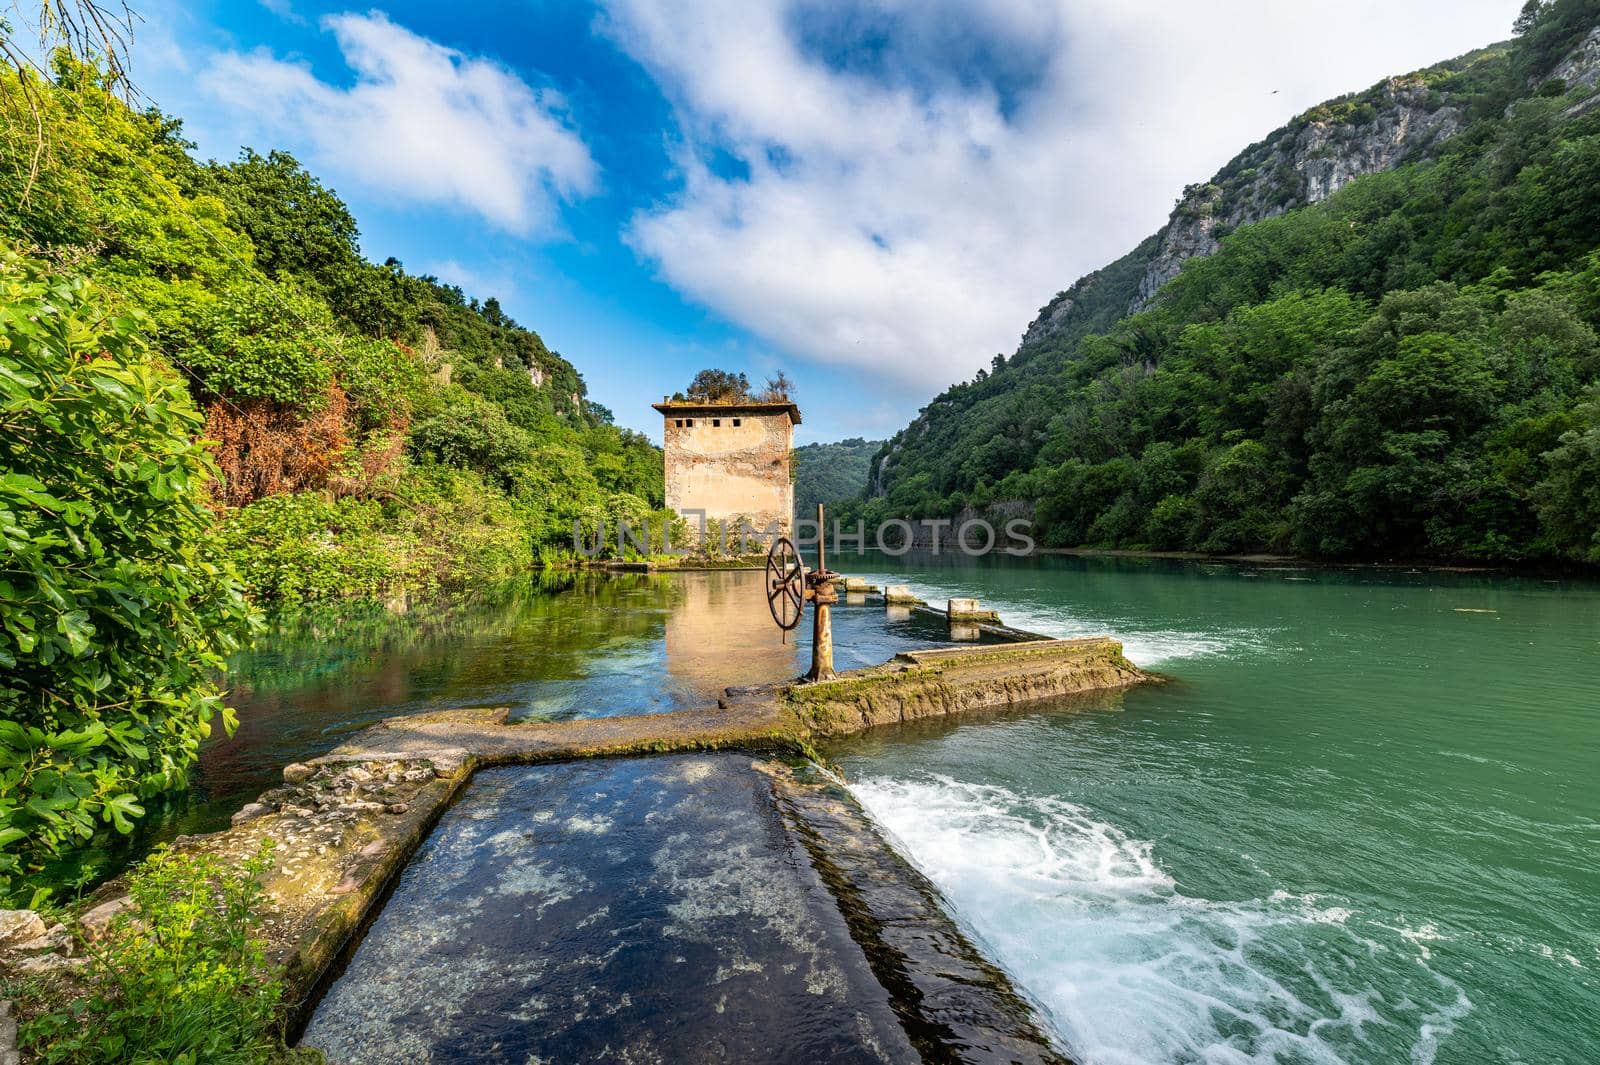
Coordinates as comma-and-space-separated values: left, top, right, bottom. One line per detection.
733, 418, 741, 427
686, 419, 694, 427
712, 418, 721, 427
674, 419, 683, 428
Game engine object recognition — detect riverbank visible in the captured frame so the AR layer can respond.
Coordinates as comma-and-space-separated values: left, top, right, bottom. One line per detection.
1034, 543, 1600, 575
579, 553, 766, 572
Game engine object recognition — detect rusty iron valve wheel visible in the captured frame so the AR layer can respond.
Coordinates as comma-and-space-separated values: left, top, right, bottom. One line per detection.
765, 536, 841, 631
765, 536, 805, 631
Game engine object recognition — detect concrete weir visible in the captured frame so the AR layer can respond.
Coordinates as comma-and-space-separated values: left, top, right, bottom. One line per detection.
80, 626, 1146, 1061
785, 638, 1143, 736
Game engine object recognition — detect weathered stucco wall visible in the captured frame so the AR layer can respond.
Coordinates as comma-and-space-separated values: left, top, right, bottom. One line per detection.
659, 405, 794, 535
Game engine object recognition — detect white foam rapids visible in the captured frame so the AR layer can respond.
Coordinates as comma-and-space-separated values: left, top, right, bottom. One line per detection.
860, 576, 1285, 666
849, 775, 1471, 1065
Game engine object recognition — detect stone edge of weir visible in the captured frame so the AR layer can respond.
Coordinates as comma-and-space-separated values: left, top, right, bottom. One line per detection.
51, 597, 1152, 1062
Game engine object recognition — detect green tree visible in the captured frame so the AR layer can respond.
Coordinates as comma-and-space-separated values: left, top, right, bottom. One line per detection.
1193, 441, 1286, 552
1533, 392, 1600, 560
684, 368, 751, 402
194, 149, 361, 292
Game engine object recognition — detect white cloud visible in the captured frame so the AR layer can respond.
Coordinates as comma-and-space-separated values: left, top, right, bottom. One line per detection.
201, 12, 597, 233
602, 0, 1521, 389
253, 0, 302, 22
422, 258, 517, 302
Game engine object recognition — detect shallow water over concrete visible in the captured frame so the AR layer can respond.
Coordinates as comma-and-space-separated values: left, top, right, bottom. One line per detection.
301, 754, 922, 1064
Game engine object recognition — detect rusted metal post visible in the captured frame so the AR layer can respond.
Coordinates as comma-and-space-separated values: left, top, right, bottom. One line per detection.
808, 503, 836, 681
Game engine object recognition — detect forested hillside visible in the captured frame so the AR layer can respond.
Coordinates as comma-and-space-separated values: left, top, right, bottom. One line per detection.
1, 57, 663, 609
853, 0, 1600, 564
793, 438, 883, 518
0, 51, 672, 890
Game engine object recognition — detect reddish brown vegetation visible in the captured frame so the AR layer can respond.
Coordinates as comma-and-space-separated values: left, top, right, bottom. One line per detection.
203, 384, 412, 507
203, 386, 350, 507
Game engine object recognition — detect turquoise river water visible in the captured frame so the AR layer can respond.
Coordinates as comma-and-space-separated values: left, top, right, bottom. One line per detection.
110, 556, 1600, 1063
828, 552, 1599, 1065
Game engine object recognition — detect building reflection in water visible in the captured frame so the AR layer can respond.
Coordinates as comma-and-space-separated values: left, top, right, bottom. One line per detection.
663, 570, 806, 694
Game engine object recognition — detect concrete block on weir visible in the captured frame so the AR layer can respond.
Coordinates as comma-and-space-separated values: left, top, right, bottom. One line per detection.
842, 576, 878, 593
947, 598, 1001, 623
884, 584, 921, 605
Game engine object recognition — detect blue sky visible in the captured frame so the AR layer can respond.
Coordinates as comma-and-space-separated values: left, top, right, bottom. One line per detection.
122, 0, 1521, 443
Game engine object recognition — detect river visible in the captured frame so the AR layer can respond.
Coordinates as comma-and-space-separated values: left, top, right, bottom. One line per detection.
91, 556, 1600, 1062
827, 552, 1600, 1064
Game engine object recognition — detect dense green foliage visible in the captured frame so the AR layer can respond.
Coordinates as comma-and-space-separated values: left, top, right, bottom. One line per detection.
793, 438, 884, 518
11, 843, 312, 1063
681, 368, 752, 402
851, 2, 1600, 563
0, 55, 665, 880
0, 57, 662, 610
0, 253, 255, 893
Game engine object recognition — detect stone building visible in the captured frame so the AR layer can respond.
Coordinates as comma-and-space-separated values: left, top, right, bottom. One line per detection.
652, 398, 800, 536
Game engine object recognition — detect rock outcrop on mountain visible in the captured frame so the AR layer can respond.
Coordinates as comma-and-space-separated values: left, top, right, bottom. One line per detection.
1020, 50, 1505, 350
1132, 79, 1466, 311
1026, 24, 1600, 343
1546, 24, 1600, 92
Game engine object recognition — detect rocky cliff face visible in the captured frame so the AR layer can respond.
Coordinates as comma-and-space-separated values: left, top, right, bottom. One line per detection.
1019, 268, 1106, 348
1018, 58, 1503, 354
868, 420, 913, 497
1130, 77, 1467, 311
869, 395, 954, 497
1547, 24, 1600, 94
1020, 30, 1600, 350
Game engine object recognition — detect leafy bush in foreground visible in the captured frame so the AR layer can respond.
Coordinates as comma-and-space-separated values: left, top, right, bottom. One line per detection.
0, 253, 257, 894
12, 843, 315, 1064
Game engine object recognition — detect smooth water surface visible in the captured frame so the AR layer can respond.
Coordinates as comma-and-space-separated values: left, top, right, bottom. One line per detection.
175, 570, 958, 838
826, 551, 1600, 1064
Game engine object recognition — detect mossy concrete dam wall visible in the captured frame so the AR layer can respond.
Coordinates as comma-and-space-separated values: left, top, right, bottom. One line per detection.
63, 628, 1148, 1061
